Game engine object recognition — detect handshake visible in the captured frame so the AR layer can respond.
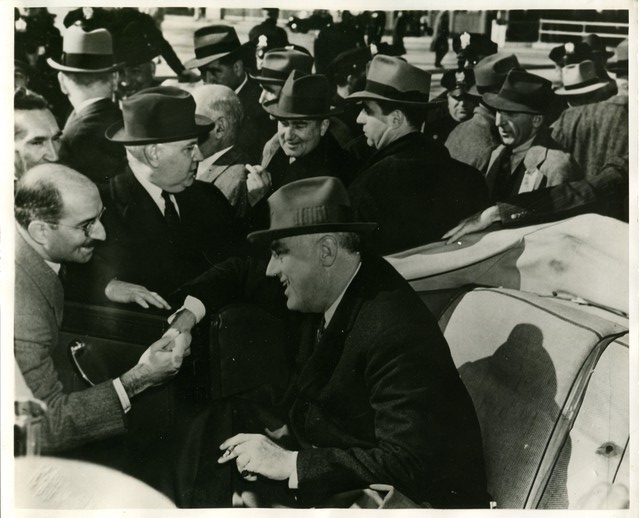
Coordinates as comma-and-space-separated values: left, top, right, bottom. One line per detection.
120, 327, 192, 399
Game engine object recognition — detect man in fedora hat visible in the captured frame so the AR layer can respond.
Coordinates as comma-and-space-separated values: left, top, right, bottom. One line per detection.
345, 54, 488, 254
168, 176, 489, 508
185, 25, 275, 163
554, 60, 612, 107
48, 24, 126, 185
445, 53, 520, 171
247, 71, 357, 216
481, 69, 578, 201
69, 86, 246, 302
444, 41, 629, 242
192, 84, 252, 219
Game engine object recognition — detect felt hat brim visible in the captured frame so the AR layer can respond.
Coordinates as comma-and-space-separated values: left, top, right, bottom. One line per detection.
184, 45, 245, 70
346, 90, 430, 107
554, 80, 610, 96
263, 99, 342, 120
105, 115, 214, 145
247, 222, 377, 244
47, 57, 122, 74
482, 92, 543, 114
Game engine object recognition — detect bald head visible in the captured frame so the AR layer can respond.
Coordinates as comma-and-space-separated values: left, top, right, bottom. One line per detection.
15, 164, 97, 229
192, 84, 244, 155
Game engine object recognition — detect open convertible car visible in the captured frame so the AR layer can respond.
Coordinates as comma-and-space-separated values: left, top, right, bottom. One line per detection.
17, 214, 630, 509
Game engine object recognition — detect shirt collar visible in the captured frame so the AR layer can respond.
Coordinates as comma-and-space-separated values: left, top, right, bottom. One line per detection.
197, 145, 233, 175
235, 74, 248, 95
130, 167, 165, 210
324, 261, 362, 327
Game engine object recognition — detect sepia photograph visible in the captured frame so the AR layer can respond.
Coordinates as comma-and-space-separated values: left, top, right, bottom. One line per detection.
6, 2, 635, 515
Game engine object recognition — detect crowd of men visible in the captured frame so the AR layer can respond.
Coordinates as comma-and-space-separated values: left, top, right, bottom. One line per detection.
14, 7, 629, 509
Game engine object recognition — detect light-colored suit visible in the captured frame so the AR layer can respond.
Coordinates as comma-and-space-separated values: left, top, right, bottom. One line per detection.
14, 229, 126, 452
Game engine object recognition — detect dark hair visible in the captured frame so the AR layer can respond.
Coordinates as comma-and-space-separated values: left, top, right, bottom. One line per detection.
334, 231, 361, 253
14, 87, 50, 111
376, 99, 426, 129
62, 71, 114, 87
15, 176, 64, 229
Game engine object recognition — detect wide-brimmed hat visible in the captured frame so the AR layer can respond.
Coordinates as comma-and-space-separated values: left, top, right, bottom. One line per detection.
582, 34, 615, 60
608, 39, 628, 77
105, 86, 214, 144
555, 60, 610, 96
346, 55, 431, 106
47, 24, 121, 73
325, 46, 372, 82
184, 25, 244, 70
483, 69, 552, 114
468, 53, 520, 97
247, 176, 377, 244
264, 70, 340, 119
250, 48, 314, 85
115, 21, 160, 66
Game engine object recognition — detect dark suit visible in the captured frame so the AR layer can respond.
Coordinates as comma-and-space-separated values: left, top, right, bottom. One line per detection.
348, 131, 490, 254
172, 255, 489, 508
92, 169, 246, 297
236, 76, 277, 164
14, 230, 126, 452
58, 97, 127, 185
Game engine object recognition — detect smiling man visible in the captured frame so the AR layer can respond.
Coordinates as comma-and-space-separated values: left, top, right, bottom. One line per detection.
168, 177, 490, 509
14, 163, 190, 453
14, 88, 62, 181
79, 86, 247, 299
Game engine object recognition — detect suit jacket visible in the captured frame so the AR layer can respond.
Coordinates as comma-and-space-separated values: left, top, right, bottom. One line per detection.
93, 169, 246, 297
484, 129, 579, 201
58, 97, 127, 185
236, 76, 277, 164
348, 131, 490, 255
172, 255, 489, 508
445, 103, 499, 172
14, 229, 125, 452
197, 146, 251, 220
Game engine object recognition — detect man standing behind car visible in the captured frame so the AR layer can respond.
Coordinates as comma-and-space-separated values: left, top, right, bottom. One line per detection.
14, 163, 190, 454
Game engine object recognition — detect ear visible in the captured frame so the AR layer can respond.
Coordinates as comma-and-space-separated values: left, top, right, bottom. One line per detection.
57, 72, 68, 95
144, 143, 161, 167
391, 108, 404, 128
214, 116, 228, 138
531, 114, 544, 130
27, 220, 52, 246
319, 119, 330, 137
233, 59, 244, 78
318, 235, 339, 266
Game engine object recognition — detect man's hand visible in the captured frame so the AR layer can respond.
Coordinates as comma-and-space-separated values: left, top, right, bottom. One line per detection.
120, 332, 191, 398
442, 205, 501, 244
105, 279, 171, 310
218, 433, 296, 482
246, 165, 272, 206
168, 308, 197, 334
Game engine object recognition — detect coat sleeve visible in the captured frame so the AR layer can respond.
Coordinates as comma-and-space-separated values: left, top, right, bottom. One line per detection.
14, 275, 126, 452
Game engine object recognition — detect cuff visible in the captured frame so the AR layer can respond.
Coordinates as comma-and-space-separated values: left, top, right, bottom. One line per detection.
287, 451, 299, 489
113, 377, 131, 413
168, 295, 206, 324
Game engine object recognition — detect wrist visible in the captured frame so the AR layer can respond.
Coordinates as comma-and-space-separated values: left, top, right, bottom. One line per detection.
120, 364, 152, 398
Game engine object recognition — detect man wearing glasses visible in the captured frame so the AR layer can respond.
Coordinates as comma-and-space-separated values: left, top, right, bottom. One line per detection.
14, 163, 191, 453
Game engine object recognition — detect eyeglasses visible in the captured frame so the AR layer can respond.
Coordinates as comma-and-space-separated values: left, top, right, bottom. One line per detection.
47, 207, 106, 238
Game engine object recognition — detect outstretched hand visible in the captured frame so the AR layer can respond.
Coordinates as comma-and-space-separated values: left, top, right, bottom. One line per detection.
246, 164, 272, 206
442, 205, 501, 244
105, 279, 171, 310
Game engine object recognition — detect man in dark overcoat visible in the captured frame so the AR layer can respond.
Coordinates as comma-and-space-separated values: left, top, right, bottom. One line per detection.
168, 177, 490, 509
345, 55, 489, 254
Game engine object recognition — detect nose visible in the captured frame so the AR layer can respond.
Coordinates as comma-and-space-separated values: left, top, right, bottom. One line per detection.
89, 220, 107, 242
356, 108, 366, 124
283, 125, 294, 141
495, 112, 504, 127
265, 255, 279, 277
259, 89, 269, 105
45, 140, 59, 162
192, 144, 204, 161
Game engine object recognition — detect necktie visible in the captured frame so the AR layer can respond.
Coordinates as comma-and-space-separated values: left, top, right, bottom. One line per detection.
161, 191, 180, 237
485, 146, 513, 201
315, 316, 326, 347
57, 264, 67, 287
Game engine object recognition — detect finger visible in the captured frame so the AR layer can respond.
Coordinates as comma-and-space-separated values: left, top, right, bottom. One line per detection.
242, 472, 258, 482
133, 294, 150, 309
219, 433, 249, 450
442, 223, 463, 240
150, 334, 175, 351
146, 291, 171, 310
444, 225, 466, 245
245, 164, 258, 175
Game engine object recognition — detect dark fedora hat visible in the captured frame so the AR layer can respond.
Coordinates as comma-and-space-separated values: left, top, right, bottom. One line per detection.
264, 70, 340, 120
105, 86, 214, 144
250, 48, 314, 85
468, 53, 520, 97
483, 69, 552, 115
548, 41, 593, 67
440, 68, 475, 98
115, 21, 160, 66
346, 55, 430, 106
184, 25, 244, 70
555, 60, 610, 96
47, 24, 121, 73
247, 176, 376, 244
608, 39, 628, 77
